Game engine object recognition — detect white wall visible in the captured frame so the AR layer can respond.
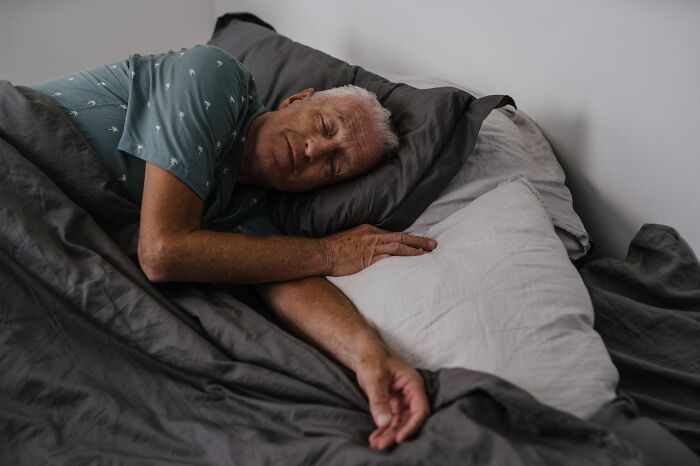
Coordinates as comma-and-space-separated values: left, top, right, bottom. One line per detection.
216, 0, 700, 259
0, 0, 216, 85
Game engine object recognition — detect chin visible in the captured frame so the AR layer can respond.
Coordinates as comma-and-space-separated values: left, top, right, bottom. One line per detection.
274, 183, 307, 193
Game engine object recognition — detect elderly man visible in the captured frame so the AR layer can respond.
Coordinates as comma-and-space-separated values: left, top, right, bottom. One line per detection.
32, 44, 437, 451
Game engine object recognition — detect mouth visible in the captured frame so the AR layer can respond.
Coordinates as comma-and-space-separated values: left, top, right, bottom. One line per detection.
286, 136, 295, 171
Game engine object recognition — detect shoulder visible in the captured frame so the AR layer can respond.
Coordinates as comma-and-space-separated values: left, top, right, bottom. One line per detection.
129, 45, 249, 76
179, 45, 250, 78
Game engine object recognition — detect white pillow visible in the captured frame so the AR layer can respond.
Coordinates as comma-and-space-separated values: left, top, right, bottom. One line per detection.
327, 178, 617, 418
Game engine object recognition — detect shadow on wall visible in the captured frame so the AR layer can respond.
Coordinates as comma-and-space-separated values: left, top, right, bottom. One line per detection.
540, 109, 637, 260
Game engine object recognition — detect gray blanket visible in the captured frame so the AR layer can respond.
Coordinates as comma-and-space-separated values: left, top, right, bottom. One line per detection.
581, 224, 700, 456
1, 81, 696, 465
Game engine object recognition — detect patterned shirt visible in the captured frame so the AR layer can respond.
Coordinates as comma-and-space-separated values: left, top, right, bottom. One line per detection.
32, 44, 282, 236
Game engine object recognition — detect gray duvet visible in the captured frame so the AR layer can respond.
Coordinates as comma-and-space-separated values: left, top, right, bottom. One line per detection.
1, 81, 697, 465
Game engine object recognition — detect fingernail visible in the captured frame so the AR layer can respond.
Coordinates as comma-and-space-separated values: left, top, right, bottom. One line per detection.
376, 413, 391, 427
430, 240, 437, 248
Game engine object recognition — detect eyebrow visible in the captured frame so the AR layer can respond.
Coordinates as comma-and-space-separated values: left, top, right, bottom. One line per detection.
326, 110, 363, 175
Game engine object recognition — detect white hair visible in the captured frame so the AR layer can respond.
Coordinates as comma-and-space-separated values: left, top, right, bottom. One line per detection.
311, 85, 400, 155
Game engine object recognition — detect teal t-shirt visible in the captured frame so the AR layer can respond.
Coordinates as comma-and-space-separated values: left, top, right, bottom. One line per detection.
32, 44, 282, 236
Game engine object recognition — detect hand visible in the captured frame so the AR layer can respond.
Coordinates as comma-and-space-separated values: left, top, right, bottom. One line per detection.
320, 224, 437, 277
355, 352, 430, 451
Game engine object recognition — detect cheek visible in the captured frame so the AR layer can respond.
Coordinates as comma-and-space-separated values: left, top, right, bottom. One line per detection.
256, 132, 282, 169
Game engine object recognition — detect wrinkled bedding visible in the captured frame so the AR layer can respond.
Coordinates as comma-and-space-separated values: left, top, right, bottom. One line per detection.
1, 81, 697, 465
581, 224, 700, 456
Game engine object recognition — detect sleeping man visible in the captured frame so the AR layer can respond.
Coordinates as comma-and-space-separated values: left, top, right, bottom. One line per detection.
31, 44, 437, 451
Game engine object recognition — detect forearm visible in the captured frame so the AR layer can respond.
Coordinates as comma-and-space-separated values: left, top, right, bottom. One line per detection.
142, 230, 330, 284
256, 276, 390, 371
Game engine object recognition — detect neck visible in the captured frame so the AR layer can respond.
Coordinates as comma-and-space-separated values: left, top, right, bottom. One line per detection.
238, 113, 266, 186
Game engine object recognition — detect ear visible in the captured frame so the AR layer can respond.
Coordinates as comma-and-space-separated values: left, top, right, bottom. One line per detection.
278, 88, 315, 110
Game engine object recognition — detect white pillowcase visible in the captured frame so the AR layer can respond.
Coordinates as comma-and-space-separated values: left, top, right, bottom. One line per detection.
327, 178, 617, 418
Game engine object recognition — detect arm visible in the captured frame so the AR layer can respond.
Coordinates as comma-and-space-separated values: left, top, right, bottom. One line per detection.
138, 163, 329, 284
139, 164, 431, 448
138, 163, 436, 284
256, 276, 430, 450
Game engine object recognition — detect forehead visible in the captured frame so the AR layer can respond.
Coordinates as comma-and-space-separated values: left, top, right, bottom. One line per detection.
317, 95, 365, 124
318, 96, 383, 172
321, 96, 382, 142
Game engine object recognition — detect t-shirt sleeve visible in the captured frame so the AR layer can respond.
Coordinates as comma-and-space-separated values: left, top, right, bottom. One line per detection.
117, 45, 260, 201
233, 211, 285, 237
203, 187, 286, 237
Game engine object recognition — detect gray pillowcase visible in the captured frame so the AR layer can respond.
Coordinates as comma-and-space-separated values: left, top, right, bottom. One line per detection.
387, 74, 590, 260
411, 105, 591, 260
209, 14, 514, 237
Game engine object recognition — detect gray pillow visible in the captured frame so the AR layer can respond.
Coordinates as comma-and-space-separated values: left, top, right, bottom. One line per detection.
209, 14, 514, 237
389, 75, 590, 260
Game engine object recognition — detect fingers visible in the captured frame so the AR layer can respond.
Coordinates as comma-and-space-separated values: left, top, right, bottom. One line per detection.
374, 242, 426, 258
369, 396, 403, 450
387, 232, 437, 252
370, 253, 391, 265
394, 378, 430, 444
368, 391, 428, 450
374, 233, 436, 258
369, 423, 395, 450
362, 371, 393, 429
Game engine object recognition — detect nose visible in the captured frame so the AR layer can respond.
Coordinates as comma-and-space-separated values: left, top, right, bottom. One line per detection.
304, 136, 336, 162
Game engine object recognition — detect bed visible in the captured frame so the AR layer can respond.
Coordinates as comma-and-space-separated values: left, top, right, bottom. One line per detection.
1, 13, 698, 465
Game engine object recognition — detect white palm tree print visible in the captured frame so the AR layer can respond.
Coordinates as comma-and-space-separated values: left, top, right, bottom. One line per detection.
137, 144, 144, 154
178, 110, 185, 120
68, 110, 78, 116
87, 100, 96, 106
120, 104, 127, 110
216, 141, 222, 150
108, 126, 119, 133
169, 157, 178, 167
165, 82, 171, 91
52, 92, 62, 97
229, 95, 235, 103
189, 69, 196, 77
204, 100, 211, 110
155, 125, 161, 134
197, 145, 203, 155
216, 60, 223, 67
118, 174, 127, 182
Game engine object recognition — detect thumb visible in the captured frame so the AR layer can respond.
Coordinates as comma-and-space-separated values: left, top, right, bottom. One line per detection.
364, 374, 392, 428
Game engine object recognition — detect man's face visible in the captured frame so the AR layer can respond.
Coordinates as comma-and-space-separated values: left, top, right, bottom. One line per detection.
247, 89, 385, 192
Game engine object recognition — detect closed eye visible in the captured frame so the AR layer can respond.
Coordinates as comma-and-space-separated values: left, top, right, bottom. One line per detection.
318, 114, 333, 138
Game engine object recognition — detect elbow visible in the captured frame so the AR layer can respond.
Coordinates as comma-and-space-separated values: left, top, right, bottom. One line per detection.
138, 237, 172, 283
